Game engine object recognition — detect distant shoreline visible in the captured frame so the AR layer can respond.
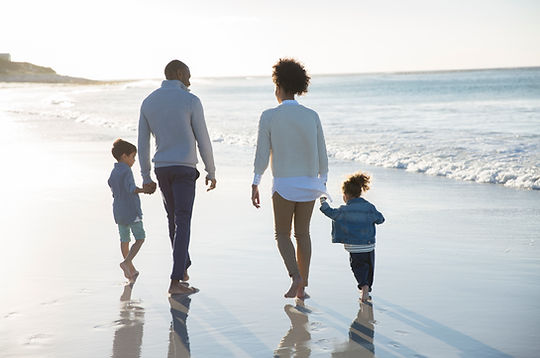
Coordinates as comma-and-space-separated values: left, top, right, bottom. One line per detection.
0, 73, 105, 84
1, 64, 538, 84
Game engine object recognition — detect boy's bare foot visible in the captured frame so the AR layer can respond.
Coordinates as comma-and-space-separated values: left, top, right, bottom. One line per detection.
168, 281, 199, 295
361, 285, 370, 302
119, 261, 132, 279
130, 271, 140, 283
183, 270, 189, 282
284, 275, 303, 298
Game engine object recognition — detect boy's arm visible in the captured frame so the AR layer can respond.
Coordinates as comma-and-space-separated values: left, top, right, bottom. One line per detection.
319, 201, 342, 220
124, 171, 140, 195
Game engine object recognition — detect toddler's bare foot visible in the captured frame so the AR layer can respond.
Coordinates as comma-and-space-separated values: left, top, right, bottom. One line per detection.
168, 281, 199, 295
284, 275, 303, 298
361, 285, 370, 302
119, 261, 132, 279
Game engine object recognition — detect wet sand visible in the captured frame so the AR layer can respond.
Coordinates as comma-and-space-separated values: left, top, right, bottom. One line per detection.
1, 106, 539, 357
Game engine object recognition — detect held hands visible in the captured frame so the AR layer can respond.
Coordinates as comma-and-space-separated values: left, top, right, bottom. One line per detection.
143, 181, 157, 194
251, 184, 260, 208
319, 196, 327, 205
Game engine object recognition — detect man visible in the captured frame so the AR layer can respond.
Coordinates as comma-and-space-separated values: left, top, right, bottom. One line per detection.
138, 59, 217, 295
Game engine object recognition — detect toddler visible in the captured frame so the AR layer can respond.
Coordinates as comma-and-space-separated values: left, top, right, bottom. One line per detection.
320, 172, 385, 302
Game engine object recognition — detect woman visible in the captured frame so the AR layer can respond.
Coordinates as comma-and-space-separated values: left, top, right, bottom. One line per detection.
251, 58, 329, 299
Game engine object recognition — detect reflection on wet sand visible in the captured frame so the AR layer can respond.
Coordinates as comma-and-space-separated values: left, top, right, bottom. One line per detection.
168, 295, 192, 358
274, 300, 312, 357
112, 283, 145, 358
332, 302, 375, 358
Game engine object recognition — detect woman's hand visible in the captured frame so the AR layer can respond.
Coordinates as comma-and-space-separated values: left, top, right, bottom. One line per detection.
251, 184, 260, 208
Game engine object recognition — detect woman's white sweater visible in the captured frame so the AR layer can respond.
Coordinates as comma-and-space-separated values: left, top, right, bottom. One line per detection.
254, 102, 328, 178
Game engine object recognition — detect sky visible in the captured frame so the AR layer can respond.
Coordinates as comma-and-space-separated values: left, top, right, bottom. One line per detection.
2, 0, 540, 80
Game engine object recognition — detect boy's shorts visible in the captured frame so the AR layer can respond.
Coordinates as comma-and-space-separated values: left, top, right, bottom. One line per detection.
118, 221, 146, 242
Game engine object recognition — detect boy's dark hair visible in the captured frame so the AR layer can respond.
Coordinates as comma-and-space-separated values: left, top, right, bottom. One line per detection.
111, 139, 136, 161
272, 58, 310, 95
342, 172, 371, 198
164, 59, 188, 80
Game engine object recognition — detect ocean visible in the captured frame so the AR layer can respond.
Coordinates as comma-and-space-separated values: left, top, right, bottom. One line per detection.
2, 67, 539, 190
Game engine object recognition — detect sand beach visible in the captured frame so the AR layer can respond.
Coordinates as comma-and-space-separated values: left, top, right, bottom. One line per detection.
1, 80, 539, 358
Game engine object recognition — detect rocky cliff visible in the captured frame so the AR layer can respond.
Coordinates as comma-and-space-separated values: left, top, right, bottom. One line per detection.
0, 59, 98, 83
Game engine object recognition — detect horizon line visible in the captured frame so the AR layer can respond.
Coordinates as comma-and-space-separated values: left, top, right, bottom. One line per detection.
105, 65, 540, 82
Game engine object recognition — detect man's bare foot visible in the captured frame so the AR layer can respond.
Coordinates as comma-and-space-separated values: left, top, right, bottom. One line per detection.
183, 270, 189, 282
168, 281, 199, 295
284, 275, 303, 298
361, 285, 370, 302
119, 261, 132, 279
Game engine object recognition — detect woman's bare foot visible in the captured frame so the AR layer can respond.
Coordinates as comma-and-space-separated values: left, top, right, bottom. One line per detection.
361, 285, 370, 302
130, 271, 140, 283
296, 287, 310, 300
168, 280, 199, 295
284, 275, 303, 298
119, 261, 132, 279
183, 270, 189, 282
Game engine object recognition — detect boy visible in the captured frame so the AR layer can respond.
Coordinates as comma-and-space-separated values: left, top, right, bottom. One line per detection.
108, 139, 149, 282
320, 172, 385, 302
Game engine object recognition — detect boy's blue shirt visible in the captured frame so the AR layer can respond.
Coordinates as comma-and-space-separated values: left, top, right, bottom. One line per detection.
320, 197, 385, 245
108, 162, 142, 225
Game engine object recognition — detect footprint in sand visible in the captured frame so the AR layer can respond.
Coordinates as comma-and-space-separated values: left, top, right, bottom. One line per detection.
395, 329, 410, 336
4, 311, 20, 319
23, 333, 53, 346
313, 338, 332, 351
309, 321, 323, 331
40, 299, 59, 306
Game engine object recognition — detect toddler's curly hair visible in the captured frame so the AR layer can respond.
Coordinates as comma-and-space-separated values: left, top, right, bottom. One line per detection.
342, 172, 371, 198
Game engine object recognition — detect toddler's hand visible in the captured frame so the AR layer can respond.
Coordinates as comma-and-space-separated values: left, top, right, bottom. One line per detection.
319, 196, 327, 204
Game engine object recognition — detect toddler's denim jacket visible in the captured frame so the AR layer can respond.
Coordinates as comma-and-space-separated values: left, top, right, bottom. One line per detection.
320, 197, 384, 245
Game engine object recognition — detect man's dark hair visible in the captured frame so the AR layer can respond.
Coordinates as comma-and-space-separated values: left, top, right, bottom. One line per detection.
164, 60, 188, 80
272, 58, 310, 95
111, 139, 136, 161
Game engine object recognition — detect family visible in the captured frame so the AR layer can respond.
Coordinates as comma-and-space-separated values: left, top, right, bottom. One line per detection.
108, 59, 384, 302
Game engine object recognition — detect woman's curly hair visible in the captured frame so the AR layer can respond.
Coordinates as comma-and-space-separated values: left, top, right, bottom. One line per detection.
272, 58, 310, 95
342, 172, 371, 198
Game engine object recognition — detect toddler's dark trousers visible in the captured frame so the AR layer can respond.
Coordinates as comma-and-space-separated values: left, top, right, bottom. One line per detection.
349, 250, 375, 290
155, 166, 199, 281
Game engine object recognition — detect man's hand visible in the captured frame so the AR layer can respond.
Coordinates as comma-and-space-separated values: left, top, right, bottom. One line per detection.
251, 184, 260, 208
319, 196, 327, 205
206, 177, 217, 191
143, 181, 157, 194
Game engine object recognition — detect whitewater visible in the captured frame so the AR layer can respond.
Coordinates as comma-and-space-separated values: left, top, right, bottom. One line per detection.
1, 67, 539, 189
